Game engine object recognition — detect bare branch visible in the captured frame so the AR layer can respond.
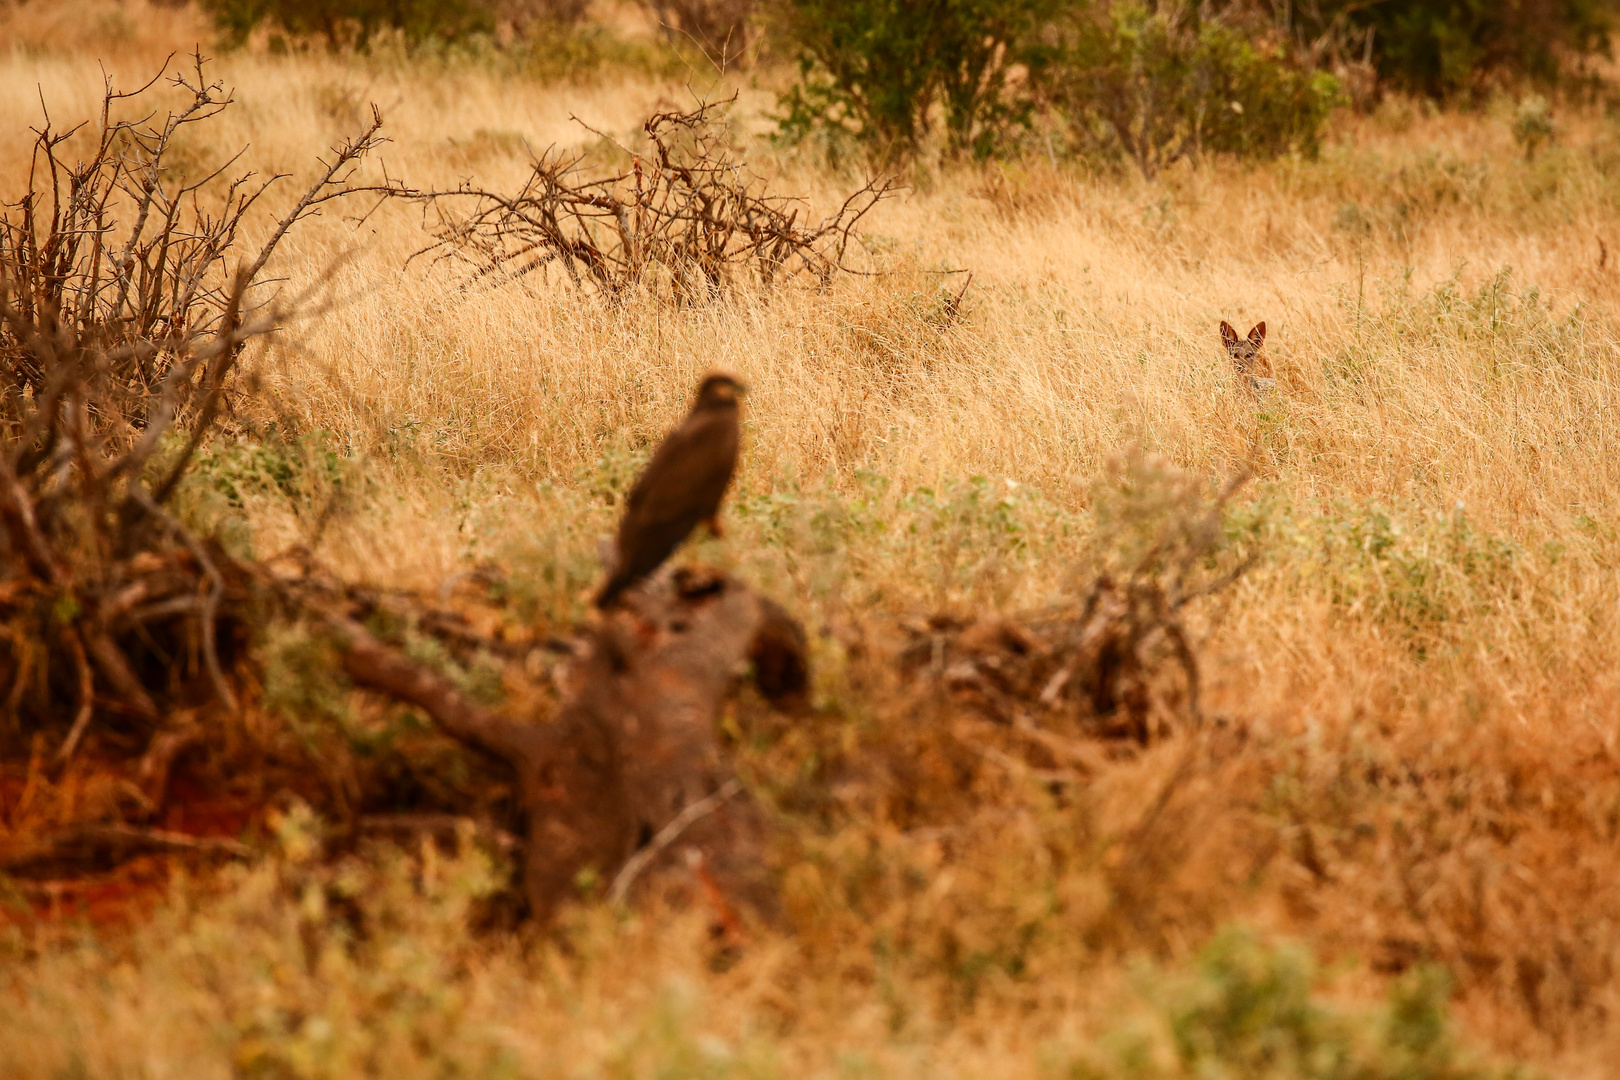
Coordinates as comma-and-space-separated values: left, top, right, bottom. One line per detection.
382, 99, 894, 305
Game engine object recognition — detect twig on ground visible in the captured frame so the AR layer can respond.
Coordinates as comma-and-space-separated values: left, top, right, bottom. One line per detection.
608, 778, 742, 906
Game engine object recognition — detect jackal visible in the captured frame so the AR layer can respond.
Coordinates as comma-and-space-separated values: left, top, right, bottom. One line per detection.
1219, 320, 1277, 397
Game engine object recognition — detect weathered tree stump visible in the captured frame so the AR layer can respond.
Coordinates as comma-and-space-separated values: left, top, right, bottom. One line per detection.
331, 566, 807, 926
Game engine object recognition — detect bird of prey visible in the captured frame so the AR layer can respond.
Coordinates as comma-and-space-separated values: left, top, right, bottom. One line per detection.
594, 372, 745, 609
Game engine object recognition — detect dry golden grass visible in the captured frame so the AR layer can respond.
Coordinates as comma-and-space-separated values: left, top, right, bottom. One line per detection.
4, 3, 1620, 1077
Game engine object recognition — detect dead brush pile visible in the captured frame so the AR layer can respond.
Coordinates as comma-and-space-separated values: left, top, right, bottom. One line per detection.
0, 58, 554, 913
741, 457, 1268, 975
405, 97, 895, 304
0, 57, 387, 874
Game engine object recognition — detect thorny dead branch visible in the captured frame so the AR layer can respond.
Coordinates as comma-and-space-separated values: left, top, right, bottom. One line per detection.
407, 99, 896, 303
0, 54, 385, 761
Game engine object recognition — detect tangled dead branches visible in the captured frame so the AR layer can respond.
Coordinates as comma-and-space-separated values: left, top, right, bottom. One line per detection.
0, 55, 387, 761
406, 98, 895, 303
903, 464, 1257, 748
0, 55, 386, 430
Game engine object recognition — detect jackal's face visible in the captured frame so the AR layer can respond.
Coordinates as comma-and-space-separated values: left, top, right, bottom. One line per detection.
1220, 320, 1267, 375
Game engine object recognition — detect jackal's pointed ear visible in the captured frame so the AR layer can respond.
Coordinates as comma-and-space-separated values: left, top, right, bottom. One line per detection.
1219, 320, 1240, 348
1248, 322, 1266, 348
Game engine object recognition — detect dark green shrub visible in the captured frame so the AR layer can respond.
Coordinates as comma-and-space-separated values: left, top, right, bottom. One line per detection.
1057, 4, 1343, 176
1210, 0, 1615, 99
1353, 0, 1612, 98
203, 0, 496, 50
775, 0, 1339, 168
774, 0, 1065, 160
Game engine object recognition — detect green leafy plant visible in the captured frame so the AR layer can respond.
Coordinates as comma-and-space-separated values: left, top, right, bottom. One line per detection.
1065, 928, 1523, 1079
1354, 0, 1611, 98
775, 0, 1341, 168
1216, 0, 1613, 100
774, 0, 1065, 160
1056, 4, 1343, 177
1299, 500, 1520, 654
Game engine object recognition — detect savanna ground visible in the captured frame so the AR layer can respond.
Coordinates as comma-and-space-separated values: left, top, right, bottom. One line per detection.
3, 2, 1620, 1077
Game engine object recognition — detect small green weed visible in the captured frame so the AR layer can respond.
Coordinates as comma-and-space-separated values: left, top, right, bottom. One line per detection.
1057, 928, 1523, 1080
260, 621, 359, 741
173, 429, 356, 558
1308, 501, 1519, 643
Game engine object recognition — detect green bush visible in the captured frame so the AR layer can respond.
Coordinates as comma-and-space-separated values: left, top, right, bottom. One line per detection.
1511, 94, 1555, 161
513, 21, 696, 83
774, 0, 1065, 160
775, 0, 1340, 168
1057, 4, 1343, 176
1308, 500, 1520, 648
1350, 0, 1611, 98
1213, 0, 1615, 99
1064, 928, 1524, 1080
203, 0, 497, 50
